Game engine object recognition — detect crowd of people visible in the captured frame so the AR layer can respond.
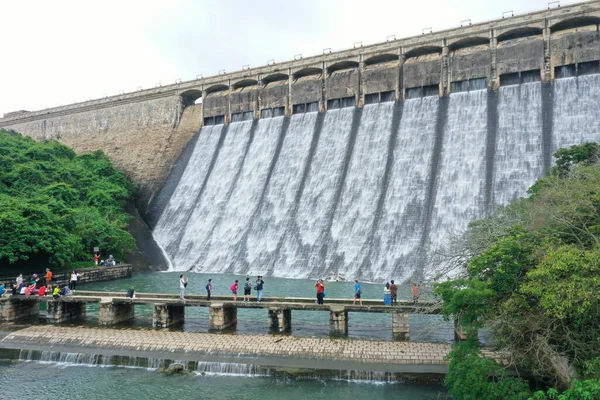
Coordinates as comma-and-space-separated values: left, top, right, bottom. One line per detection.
175, 274, 419, 306
179, 274, 266, 302
2, 268, 76, 299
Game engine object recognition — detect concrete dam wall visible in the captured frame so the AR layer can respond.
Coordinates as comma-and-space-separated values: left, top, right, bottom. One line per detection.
1, 2, 600, 280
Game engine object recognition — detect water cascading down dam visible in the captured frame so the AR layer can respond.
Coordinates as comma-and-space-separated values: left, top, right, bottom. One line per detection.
151, 6, 600, 282
1, 2, 599, 282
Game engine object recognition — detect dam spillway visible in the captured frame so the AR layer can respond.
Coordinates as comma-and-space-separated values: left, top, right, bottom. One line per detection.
153, 73, 600, 282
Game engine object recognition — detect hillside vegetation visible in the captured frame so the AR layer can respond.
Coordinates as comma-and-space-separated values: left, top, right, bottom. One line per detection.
0, 129, 136, 269
435, 142, 600, 399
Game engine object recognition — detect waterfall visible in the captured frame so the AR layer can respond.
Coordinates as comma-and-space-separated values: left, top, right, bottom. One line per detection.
553, 75, 600, 152
170, 120, 253, 270
425, 89, 488, 279
492, 82, 544, 207
153, 124, 224, 257
195, 361, 270, 377
152, 73, 600, 282
372, 97, 438, 282
328, 102, 394, 278
202, 116, 285, 273
246, 112, 318, 274
293, 107, 355, 277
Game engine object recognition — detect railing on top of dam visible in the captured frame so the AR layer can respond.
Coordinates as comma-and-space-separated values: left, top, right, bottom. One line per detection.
0, 1, 599, 127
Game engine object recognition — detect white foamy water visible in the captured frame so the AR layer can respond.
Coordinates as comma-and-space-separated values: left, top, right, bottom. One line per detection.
552, 74, 600, 151
328, 102, 394, 278
493, 82, 544, 207
373, 97, 438, 282
153, 125, 224, 257
245, 113, 318, 274
203, 117, 284, 273
171, 120, 253, 270
425, 90, 488, 278
293, 107, 355, 277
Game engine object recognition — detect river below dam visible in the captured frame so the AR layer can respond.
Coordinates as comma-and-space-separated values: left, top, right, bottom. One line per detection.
0, 358, 445, 399
0, 272, 450, 398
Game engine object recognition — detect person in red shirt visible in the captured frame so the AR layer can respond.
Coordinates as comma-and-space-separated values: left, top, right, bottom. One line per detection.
315, 279, 325, 305
389, 280, 398, 306
94, 253, 100, 266
38, 285, 47, 296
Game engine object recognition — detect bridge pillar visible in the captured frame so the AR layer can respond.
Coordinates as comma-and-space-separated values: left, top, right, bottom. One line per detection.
153, 303, 185, 328
392, 311, 410, 341
209, 303, 237, 331
329, 306, 348, 337
268, 307, 291, 334
98, 298, 135, 326
0, 297, 40, 322
46, 300, 86, 324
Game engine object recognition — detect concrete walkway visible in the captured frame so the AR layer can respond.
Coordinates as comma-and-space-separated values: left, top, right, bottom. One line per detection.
2, 326, 451, 367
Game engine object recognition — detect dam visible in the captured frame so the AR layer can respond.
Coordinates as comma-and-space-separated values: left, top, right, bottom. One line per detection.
1, 2, 600, 281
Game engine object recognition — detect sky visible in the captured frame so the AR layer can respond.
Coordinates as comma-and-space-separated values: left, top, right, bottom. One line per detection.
0, 0, 577, 116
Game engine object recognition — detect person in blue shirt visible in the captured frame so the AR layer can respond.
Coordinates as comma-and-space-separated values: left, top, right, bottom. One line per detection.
0, 284, 5, 296
353, 280, 363, 305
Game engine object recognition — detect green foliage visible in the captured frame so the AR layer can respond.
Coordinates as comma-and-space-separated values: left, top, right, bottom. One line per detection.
530, 379, 600, 399
553, 142, 599, 178
435, 143, 600, 393
445, 340, 531, 400
0, 130, 136, 268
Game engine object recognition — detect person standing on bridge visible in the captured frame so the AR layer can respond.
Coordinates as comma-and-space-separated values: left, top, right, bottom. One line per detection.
69, 271, 83, 290
230, 280, 239, 302
389, 280, 398, 306
255, 276, 264, 302
179, 274, 188, 300
243, 277, 252, 303
412, 283, 419, 306
315, 279, 325, 305
383, 283, 392, 306
45, 268, 52, 286
206, 279, 212, 301
353, 280, 363, 305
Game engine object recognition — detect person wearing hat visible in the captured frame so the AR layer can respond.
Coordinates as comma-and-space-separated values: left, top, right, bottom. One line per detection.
255, 275, 264, 302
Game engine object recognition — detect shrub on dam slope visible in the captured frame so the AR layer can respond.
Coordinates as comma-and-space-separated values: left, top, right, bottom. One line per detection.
0, 129, 136, 269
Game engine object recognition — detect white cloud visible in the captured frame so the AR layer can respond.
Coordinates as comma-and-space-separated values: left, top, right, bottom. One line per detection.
0, 0, 565, 116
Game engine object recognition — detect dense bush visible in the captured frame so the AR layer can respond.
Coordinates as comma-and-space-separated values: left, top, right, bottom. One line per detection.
0, 130, 136, 268
435, 143, 600, 398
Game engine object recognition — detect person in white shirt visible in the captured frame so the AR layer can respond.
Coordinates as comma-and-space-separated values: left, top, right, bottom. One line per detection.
69, 271, 83, 290
179, 274, 188, 300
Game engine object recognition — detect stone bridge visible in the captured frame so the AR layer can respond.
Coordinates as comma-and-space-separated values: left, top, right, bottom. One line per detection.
0, 291, 453, 341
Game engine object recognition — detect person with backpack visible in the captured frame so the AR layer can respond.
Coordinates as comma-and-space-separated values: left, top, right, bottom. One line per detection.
255, 275, 264, 302
206, 279, 212, 301
230, 280, 239, 302
243, 277, 252, 303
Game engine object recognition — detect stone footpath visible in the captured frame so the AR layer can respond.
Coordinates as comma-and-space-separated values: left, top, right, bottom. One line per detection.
2, 326, 451, 366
